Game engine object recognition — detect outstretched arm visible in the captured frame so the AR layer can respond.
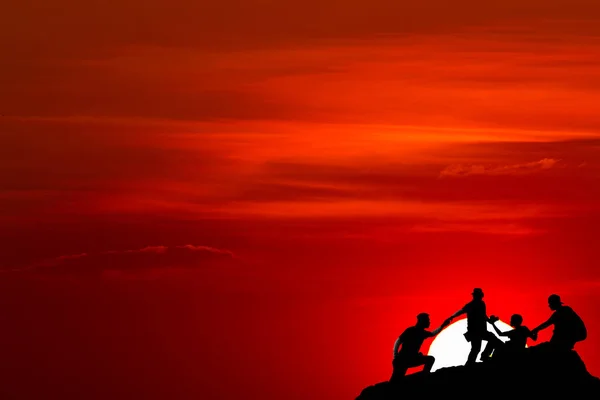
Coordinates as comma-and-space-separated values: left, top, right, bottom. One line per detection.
448, 307, 466, 321
431, 319, 452, 336
490, 322, 509, 337
532, 317, 553, 334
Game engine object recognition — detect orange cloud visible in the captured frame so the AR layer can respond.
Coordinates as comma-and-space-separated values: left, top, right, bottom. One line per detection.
208, 199, 559, 221
439, 158, 560, 177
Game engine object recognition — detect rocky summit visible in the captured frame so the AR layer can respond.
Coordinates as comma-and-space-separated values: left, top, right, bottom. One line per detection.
356, 345, 600, 399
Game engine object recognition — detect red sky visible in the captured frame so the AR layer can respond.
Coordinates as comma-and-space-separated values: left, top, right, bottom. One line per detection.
2, 1, 600, 399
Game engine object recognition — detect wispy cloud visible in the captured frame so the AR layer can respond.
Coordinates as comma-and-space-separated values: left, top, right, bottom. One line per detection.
175, 244, 237, 258
409, 222, 544, 236
4, 244, 237, 274
104, 245, 169, 255
439, 158, 560, 178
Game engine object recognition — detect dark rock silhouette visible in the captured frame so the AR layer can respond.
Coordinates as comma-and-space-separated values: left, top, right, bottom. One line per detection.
356, 345, 600, 399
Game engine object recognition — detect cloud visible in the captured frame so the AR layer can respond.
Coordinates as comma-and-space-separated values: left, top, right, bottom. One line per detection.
439, 158, 560, 178
210, 199, 561, 222
409, 222, 544, 236
175, 244, 237, 258
104, 245, 168, 255
6, 28, 600, 132
6, 244, 237, 275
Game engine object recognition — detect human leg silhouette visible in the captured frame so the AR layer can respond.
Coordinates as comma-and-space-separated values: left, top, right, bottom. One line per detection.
390, 358, 408, 382
480, 331, 503, 361
467, 338, 482, 365
390, 354, 435, 382
405, 354, 435, 373
421, 355, 435, 373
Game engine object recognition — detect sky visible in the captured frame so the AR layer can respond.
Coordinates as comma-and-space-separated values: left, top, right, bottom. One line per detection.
2, 1, 600, 399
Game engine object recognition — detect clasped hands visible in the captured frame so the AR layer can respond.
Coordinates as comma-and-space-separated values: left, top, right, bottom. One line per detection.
441, 314, 539, 341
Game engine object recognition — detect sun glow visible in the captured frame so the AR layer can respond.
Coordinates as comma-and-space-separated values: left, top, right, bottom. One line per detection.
428, 318, 514, 372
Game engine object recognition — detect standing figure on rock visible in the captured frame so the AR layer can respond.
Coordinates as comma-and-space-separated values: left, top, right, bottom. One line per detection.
446, 288, 503, 365
390, 313, 450, 382
531, 294, 587, 351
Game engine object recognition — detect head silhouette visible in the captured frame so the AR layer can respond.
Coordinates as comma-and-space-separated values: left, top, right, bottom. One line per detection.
416, 313, 431, 328
510, 314, 523, 327
472, 287, 484, 300
548, 294, 563, 310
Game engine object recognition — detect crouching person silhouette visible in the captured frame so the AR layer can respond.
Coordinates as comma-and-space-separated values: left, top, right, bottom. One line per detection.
390, 313, 450, 382
486, 314, 537, 361
530, 294, 587, 352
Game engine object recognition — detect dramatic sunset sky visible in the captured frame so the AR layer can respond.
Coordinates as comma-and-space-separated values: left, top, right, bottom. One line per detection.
2, 1, 600, 399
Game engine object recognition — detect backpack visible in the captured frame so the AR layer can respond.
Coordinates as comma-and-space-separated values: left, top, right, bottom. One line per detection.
569, 308, 587, 342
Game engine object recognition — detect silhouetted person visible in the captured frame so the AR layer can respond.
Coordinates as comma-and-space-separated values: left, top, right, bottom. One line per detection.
486, 314, 537, 360
531, 294, 587, 351
390, 313, 450, 382
446, 288, 502, 365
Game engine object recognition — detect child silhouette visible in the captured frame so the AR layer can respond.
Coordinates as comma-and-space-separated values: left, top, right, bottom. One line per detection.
485, 314, 537, 361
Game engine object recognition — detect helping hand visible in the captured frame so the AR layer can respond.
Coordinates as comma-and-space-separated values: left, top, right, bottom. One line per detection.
488, 315, 499, 323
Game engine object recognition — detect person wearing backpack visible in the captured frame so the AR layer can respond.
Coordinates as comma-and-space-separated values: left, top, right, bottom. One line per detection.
531, 294, 587, 350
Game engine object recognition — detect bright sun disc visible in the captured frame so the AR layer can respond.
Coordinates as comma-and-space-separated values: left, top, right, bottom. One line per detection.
427, 318, 517, 372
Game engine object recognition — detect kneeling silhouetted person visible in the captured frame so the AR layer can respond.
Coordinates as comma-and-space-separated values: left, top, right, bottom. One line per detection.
390, 313, 449, 382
